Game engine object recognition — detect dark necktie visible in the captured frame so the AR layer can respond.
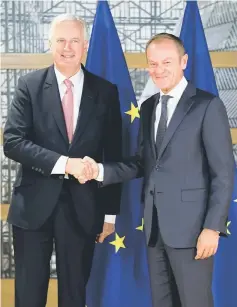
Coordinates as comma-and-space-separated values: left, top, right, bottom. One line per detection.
155, 95, 172, 157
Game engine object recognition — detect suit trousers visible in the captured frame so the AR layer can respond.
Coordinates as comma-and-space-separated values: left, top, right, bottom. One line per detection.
13, 180, 96, 307
147, 207, 214, 307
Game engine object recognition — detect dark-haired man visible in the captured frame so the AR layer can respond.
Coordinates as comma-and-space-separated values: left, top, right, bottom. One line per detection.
81, 33, 234, 307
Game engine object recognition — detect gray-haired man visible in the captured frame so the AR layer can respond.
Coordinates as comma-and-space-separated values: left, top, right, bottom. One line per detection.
4, 14, 122, 307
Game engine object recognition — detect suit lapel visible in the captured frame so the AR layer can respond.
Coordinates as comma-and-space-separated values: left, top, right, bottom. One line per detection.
70, 68, 96, 148
150, 93, 160, 159
44, 65, 69, 144
157, 83, 196, 161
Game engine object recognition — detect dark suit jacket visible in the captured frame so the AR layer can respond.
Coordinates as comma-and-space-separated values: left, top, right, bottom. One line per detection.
3, 65, 122, 235
102, 82, 235, 248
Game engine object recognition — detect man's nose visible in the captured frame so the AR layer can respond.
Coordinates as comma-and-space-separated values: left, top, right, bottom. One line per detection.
64, 41, 71, 50
155, 65, 165, 74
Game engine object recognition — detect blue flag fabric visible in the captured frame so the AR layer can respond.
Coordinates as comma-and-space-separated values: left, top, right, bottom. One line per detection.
180, 1, 218, 96
85, 1, 236, 306
213, 167, 237, 307
85, 1, 152, 307
180, 2, 236, 307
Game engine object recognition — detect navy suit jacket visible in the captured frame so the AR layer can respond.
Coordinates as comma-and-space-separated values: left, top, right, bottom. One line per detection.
102, 82, 235, 248
4, 65, 122, 235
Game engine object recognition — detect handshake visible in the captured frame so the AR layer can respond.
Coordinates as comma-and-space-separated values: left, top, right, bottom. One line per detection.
65, 156, 100, 184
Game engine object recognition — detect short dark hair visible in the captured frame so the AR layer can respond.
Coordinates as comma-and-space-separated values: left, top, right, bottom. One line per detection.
146, 33, 186, 56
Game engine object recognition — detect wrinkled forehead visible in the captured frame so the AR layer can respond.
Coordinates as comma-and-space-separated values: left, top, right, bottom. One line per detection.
147, 41, 181, 61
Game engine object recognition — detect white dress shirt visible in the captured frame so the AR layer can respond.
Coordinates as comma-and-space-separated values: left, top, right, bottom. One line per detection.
51, 66, 115, 224
154, 76, 188, 139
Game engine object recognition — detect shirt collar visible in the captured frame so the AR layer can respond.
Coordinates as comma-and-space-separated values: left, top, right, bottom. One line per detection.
54, 65, 84, 87
160, 76, 188, 100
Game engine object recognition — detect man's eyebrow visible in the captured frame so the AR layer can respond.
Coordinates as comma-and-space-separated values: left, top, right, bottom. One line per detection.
56, 37, 80, 40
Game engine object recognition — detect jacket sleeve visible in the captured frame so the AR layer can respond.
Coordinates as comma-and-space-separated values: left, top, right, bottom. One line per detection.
3, 77, 61, 176
97, 85, 122, 215
102, 95, 145, 186
202, 97, 235, 235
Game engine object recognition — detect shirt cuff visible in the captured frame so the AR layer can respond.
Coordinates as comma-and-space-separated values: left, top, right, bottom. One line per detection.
104, 215, 116, 224
96, 163, 104, 181
51, 156, 68, 174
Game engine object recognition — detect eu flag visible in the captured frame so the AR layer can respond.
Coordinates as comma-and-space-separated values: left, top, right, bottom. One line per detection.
180, 1, 218, 96
180, 2, 236, 306
85, 1, 152, 306
213, 167, 237, 307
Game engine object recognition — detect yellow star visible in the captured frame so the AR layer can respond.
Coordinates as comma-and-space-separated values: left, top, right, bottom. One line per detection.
136, 218, 144, 231
125, 102, 140, 123
109, 233, 126, 253
227, 221, 231, 235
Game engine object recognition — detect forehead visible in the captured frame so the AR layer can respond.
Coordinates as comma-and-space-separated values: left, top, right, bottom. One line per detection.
147, 39, 180, 60
53, 20, 83, 37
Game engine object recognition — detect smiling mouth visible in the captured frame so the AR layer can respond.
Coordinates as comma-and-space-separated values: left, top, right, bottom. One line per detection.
61, 55, 75, 59
155, 76, 167, 79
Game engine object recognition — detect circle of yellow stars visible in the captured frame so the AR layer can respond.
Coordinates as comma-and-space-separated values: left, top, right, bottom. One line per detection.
125, 102, 140, 123
109, 201, 235, 252
109, 218, 144, 253
109, 196, 237, 253
109, 102, 141, 253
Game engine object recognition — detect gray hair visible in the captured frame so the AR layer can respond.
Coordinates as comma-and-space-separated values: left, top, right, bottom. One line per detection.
49, 14, 88, 41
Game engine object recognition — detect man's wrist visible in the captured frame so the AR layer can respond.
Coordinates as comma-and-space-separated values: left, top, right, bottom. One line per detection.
204, 228, 220, 234
65, 157, 71, 174
96, 163, 104, 181
104, 215, 116, 224
51, 156, 68, 175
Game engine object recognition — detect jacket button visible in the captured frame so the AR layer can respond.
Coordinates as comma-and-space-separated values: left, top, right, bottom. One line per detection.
150, 190, 154, 195
155, 165, 159, 170
59, 175, 64, 180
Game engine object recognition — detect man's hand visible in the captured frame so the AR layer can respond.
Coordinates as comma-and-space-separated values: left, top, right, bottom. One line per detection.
96, 222, 115, 243
82, 156, 99, 180
65, 158, 93, 183
195, 228, 220, 260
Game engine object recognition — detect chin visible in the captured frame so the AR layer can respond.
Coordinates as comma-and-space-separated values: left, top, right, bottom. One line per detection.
60, 61, 76, 67
152, 78, 166, 89
156, 82, 169, 90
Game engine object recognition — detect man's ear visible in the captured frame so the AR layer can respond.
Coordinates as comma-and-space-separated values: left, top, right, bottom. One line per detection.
182, 53, 188, 70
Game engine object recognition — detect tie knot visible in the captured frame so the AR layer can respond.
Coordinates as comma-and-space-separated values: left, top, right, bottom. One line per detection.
161, 95, 172, 104
64, 79, 73, 89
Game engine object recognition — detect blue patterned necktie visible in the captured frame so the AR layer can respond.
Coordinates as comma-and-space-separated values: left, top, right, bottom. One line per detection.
155, 95, 172, 157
